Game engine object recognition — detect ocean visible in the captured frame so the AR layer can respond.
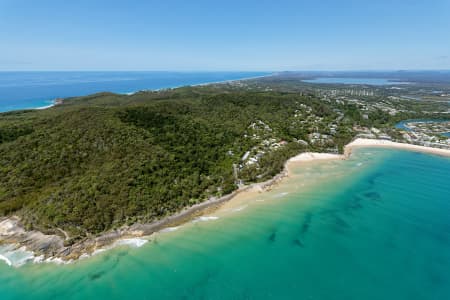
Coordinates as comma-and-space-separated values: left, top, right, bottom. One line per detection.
0, 71, 268, 112
1, 148, 450, 299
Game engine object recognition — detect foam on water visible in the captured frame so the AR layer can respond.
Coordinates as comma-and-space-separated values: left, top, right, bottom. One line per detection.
0, 237, 149, 267
45, 257, 72, 265
159, 226, 181, 233
75, 238, 149, 261
0, 254, 12, 266
33, 255, 45, 264
0, 245, 36, 267
1, 148, 450, 300
92, 248, 108, 256
232, 205, 248, 212
114, 238, 148, 248
274, 192, 289, 198
192, 216, 219, 223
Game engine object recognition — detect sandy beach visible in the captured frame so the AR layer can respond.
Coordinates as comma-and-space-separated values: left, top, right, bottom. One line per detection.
2, 138, 450, 265
346, 138, 450, 158
288, 152, 345, 162
219, 139, 450, 213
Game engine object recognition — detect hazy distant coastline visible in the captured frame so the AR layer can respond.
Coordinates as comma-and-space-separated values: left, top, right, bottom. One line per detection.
0, 71, 270, 113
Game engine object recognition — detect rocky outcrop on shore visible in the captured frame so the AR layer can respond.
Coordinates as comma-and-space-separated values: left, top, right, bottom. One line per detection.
8, 138, 444, 265
0, 217, 64, 257
0, 166, 291, 264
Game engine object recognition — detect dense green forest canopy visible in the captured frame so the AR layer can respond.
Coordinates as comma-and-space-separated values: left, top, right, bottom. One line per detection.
0, 86, 413, 240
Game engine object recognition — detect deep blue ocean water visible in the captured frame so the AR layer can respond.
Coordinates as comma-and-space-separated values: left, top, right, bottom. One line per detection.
0, 71, 268, 112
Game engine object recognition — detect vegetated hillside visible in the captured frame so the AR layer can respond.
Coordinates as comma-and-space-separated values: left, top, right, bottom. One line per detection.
0, 87, 387, 241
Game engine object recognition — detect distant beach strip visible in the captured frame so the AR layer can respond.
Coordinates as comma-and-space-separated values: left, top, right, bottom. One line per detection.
0, 71, 270, 113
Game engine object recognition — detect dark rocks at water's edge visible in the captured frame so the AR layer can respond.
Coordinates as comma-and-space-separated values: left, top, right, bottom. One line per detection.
0, 217, 62, 257
0, 217, 170, 262
0, 165, 290, 263
0, 217, 122, 261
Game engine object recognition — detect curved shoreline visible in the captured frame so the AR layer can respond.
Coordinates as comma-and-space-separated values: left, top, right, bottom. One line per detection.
1, 138, 450, 267
345, 138, 450, 158
0, 73, 270, 114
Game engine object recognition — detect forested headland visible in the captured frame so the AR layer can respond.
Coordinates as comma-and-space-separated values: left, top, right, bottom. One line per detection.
0, 85, 414, 242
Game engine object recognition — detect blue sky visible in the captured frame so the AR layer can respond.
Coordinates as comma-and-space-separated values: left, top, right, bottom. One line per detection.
0, 0, 449, 71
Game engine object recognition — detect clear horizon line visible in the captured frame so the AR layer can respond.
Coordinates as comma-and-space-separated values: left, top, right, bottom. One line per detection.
0, 69, 450, 73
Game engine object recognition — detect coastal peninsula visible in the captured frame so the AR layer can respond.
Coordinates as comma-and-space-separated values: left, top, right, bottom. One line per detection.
1, 77, 449, 264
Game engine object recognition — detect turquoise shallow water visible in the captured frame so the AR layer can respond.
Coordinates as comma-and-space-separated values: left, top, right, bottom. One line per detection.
1, 148, 450, 299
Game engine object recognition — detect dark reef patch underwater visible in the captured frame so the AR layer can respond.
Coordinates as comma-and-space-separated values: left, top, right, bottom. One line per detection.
1, 148, 450, 300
